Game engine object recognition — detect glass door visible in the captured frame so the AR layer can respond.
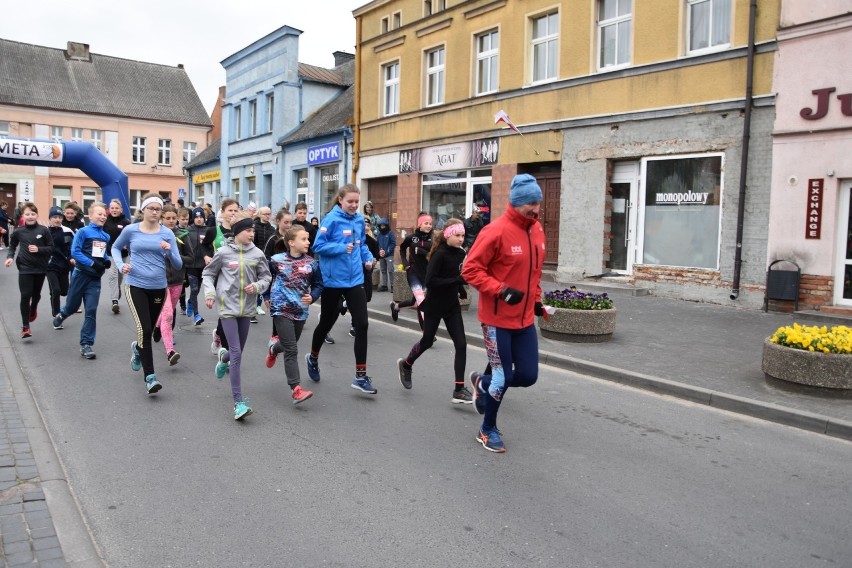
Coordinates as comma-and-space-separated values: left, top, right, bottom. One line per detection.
608, 161, 639, 273
834, 181, 852, 306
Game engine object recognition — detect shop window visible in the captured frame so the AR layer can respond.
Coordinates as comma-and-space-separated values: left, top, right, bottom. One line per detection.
422, 172, 467, 229
319, 165, 340, 214
640, 154, 722, 269
294, 168, 308, 210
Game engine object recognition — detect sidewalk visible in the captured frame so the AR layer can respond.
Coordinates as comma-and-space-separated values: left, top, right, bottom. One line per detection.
368, 284, 852, 441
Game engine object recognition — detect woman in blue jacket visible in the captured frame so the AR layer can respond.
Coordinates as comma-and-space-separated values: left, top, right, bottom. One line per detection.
305, 184, 377, 395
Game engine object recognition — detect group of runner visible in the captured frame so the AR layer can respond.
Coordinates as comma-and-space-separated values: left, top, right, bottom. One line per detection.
4, 175, 545, 453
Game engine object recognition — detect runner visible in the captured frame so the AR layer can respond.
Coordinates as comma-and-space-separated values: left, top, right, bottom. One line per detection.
184, 207, 207, 326
4, 202, 52, 339
390, 213, 432, 326
45, 207, 74, 319
202, 199, 239, 355
102, 199, 131, 314
110, 194, 182, 394
152, 205, 193, 366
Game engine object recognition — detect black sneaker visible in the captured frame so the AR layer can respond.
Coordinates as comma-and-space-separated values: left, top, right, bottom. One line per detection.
348, 326, 355, 338
390, 302, 399, 322
250, 316, 258, 324
470, 372, 486, 415
80, 345, 96, 359
378, 286, 388, 292
152, 326, 161, 343
167, 350, 180, 366
397, 358, 412, 389
111, 300, 120, 314
452, 387, 473, 404
324, 335, 335, 345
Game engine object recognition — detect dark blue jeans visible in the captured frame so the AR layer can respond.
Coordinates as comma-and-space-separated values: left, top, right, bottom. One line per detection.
478, 324, 539, 430
61, 269, 101, 346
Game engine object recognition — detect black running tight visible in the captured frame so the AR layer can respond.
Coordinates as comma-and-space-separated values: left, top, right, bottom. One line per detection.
18, 273, 45, 327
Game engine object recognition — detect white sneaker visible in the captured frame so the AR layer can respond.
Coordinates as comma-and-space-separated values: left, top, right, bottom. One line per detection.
256, 305, 265, 315
210, 329, 221, 355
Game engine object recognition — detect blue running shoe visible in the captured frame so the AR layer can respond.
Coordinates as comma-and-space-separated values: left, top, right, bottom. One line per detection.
145, 374, 162, 394
215, 347, 229, 379
234, 400, 252, 420
470, 372, 485, 415
186, 306, 194, 319
194, 313, 204, 326
53, 313, 64, 330
305, 353, 320, 382
477, 426, 505, 453
351, 376, 377, 394
130, 341, 142, 372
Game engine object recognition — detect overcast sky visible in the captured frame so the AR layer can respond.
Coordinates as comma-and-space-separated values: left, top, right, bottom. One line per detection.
1, 0, 365, 113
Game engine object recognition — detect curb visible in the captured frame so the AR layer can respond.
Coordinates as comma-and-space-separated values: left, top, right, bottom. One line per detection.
0, 313, 105, 566
369, 304, 852, 442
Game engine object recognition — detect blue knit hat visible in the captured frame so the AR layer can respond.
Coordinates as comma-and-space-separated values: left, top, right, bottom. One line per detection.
49, 206, 63, 218
509, 174, 542, 207
191, 207, 205, 219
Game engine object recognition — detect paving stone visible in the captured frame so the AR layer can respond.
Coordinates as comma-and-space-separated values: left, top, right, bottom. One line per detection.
0, 456, 14, 467
30, 525, 57, 539
0, 502, 23, 514
36, 546, 66, 562
25, 509, 52, 526
2, 527, 30, 543
2, 539, 31, 554
0, 467, 18, 482
22, 490, 44, 502
16, 466, 38, 480
4, 549, 34, 564
38, 557, 69, 568
0, 479, 20, 490
23, 500, 47, 512
32, 535, 61, 550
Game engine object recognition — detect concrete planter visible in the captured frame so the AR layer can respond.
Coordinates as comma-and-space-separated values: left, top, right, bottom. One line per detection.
762, 339, 852, 389
538, 307, 616, 343
393, 270, 413, 303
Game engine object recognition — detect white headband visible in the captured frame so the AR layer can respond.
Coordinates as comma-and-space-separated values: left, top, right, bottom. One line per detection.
141, 196, 164, 210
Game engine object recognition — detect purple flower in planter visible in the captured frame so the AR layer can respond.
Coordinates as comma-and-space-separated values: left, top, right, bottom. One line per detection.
542, 287, 614, 310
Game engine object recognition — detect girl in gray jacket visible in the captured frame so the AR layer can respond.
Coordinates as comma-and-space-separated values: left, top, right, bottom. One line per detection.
202, 212, 272, 420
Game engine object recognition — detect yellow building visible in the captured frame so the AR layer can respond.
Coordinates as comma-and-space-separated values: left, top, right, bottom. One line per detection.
353, 0, 780, 306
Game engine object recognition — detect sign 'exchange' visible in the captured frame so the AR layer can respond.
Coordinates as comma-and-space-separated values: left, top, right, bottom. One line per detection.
805, 178, 824, 240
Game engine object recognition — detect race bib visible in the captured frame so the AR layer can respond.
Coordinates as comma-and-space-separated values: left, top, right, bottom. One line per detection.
92, 241, 106, 258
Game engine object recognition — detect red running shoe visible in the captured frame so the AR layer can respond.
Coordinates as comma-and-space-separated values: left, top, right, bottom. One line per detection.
266, 336, 279, 368
291, 385, 313, 405
21, 327, 32, 339
29, 310, 37, 322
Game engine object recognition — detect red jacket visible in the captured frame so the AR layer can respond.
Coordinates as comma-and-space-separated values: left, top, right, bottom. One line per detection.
462, 206, 545, 329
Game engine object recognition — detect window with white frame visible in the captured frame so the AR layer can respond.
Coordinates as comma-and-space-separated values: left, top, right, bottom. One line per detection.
639, 154, 723, 269
266, 93, 274, 132
50, 126, 63, 142
158, 139, 171, 166
249, 99, 257, 136
71, 127, 84, 142
52, 186, 72, 209
424, 0, 432, 16
0, 121, 9, 136
687, 0, 731, 53
232, 178, 240, 204
475, 29, 499, 95
393, 12, 401, 29
129, 189, 145, 216
132, 136, 146, 163
383, 61, 400, 116
295, 168, 308, 208
531, 12, 559, 83
247, 177, 257, 206
381, 16, 389, 33
233, 105, 242, 141
183, 142, 197, 164
598, 0, 632, 69
82, 187, 101, 222
90, 130, 102, 150
425, 46, 445, 107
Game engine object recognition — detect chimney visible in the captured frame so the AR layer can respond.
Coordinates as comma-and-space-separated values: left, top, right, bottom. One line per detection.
66, 41, 91, 62
333, 51, 355, 66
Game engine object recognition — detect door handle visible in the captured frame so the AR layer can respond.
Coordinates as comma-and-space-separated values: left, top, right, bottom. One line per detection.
624, 201, 631, 247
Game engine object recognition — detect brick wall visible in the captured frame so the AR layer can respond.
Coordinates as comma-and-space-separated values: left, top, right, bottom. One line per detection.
395, 172, 421, 233
490, 163, 516, 219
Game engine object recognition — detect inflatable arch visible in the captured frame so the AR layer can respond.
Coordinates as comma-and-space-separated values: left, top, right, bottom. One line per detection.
0, 138, 131, 217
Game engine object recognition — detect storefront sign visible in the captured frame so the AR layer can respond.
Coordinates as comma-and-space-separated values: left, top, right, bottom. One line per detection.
800, 87, 852, 120
654, 190, 710, 206
399, 138, 499, 174
307, 142, 341, 165
193, 170, 220, 184
0, 139, 63, 162
805, 178, 824, 239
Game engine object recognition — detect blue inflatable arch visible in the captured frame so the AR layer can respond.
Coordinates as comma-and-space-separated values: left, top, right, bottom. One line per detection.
0, 138, 131, 217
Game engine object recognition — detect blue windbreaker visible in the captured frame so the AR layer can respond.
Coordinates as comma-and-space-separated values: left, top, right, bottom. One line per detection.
313, 205, 373, 288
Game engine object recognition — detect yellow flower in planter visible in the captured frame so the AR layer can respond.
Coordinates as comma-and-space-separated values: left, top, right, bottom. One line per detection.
769, 323, 852, 354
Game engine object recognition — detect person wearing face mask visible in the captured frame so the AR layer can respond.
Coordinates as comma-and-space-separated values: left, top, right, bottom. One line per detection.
103, 199, 131, 314
375, 218, 396, 293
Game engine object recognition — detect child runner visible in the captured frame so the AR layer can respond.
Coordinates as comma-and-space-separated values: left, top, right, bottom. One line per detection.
202, 212, 271, 420
52, 202, 110, 359
111, 194, 182, 394
202, 199, 239, 356
46, 207, 74, 320
184, 206, 207, 326
390, 213, 433, 325
102, 199, 131, 314
306, 184, 376, 394
262, 208, 293, 340
152, 205, 193, 366
177, 207, 191, 315
397, 218, 472, 403
4, 202, 52, 339
266, 226, 322, 405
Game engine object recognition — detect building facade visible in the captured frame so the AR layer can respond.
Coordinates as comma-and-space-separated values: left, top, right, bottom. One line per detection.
353, 0, 781, 307
766, 3, 852, 312
0, 39, 211, 217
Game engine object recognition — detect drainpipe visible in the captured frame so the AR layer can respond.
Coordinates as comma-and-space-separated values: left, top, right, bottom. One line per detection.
730, 0, 757, 301
352, 12, 362, 182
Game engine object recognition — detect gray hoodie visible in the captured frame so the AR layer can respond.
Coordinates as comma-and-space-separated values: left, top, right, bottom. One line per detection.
202, 241, 271, 318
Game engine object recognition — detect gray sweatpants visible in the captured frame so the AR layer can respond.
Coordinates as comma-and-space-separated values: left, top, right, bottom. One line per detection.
220, 317, 252, 402
272, 316, 306, 387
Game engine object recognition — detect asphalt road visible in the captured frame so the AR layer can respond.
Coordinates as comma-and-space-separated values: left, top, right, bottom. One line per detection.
2, 269, 851, 567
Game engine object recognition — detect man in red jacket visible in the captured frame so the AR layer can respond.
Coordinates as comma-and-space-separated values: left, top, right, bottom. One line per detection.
462, 173, 546, 453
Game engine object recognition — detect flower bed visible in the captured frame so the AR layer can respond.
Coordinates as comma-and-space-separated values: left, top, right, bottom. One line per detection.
539, 287, 616, 343
762, 324, 852, 389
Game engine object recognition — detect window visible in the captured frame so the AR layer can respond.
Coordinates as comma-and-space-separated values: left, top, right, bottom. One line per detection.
0, 121, 9, 136
476, 29, 499, 95
71, 127, 84, 142
233, 178, 240, 203
421, 169, 492, 230
233, 105, 242, 141
295, 168, 308, 208
52, 186, 72, 209
158, 139, 171, 166
248, 99, 257, 136
688, 0, 731, 53
50, 126, 63, 143
132, 136, 146, 163
531, 12, 559, 83
82, 187, 101, 222
247, 177, 257, 206
90, 130, 102, 150
383, 61, 400, 116
266, 93, 274, 132
319, 165, 340, 213
425, 46, 445, 107
381, 16, 389, 33
129, 189, 145, 216
640, 154, 723, 269
183, 142, 197, 164
598, 0, 631, 69
424, 0, 432, 16
393, 12, 401, 29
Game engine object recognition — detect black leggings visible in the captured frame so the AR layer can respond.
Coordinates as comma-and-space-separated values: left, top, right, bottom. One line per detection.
311, 286, 368, 366
46, 270, 70, 317
126, 285, 166, 377
404, 311, 466, 383
18, 273, 46, 327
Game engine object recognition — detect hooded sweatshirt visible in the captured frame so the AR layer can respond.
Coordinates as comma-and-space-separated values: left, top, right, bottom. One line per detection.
202, 241, 271, 318
48, 224, 74, 273
376, 218, 396, 259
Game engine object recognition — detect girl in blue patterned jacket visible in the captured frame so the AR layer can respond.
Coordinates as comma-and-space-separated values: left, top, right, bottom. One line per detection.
266, 226, 323, 405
